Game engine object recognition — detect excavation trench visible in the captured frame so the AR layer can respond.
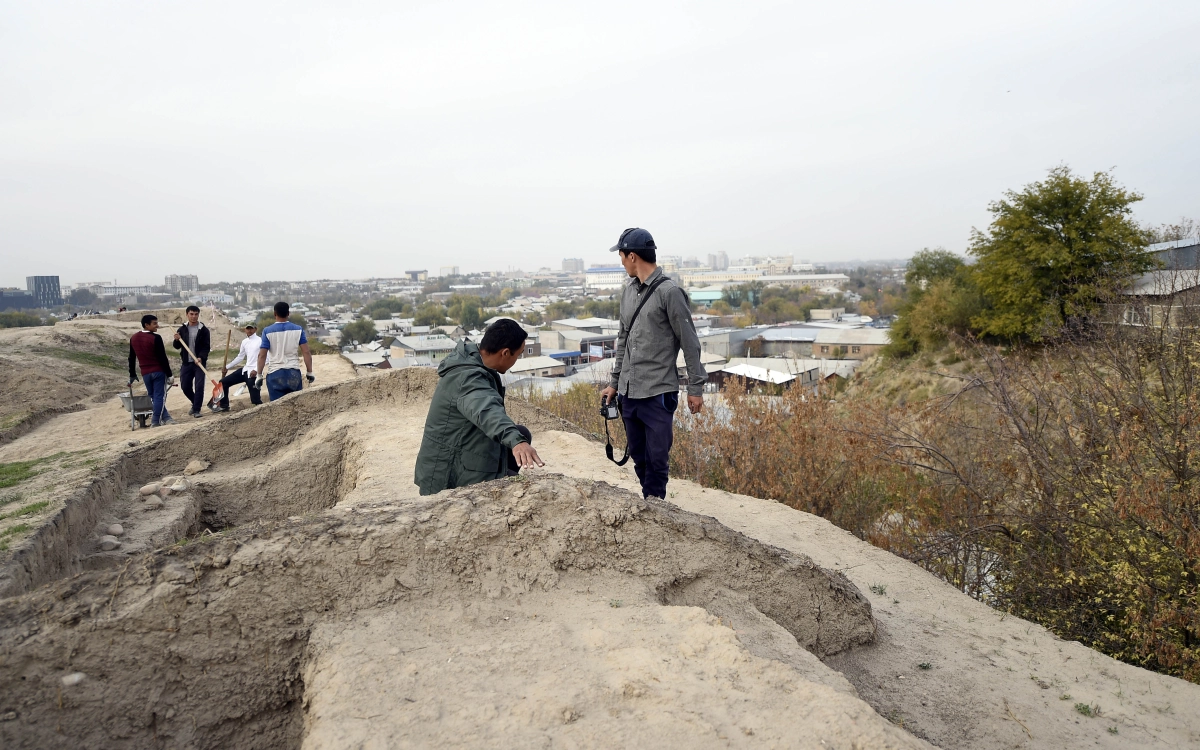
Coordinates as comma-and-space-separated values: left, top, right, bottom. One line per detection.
0, 474, 879, 749
0, 371, 898, 748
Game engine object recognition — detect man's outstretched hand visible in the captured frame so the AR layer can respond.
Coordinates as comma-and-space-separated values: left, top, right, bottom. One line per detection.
687, 395, 704, 414
600, 386, 617, 405
512, 442, 545, 470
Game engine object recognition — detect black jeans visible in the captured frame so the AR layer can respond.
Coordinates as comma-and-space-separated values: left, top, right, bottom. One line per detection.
218, 369, 262, 408
620, 392, 678, 499
179, 360, 207, 414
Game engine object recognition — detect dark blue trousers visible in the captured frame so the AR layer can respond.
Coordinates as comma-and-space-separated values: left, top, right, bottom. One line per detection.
620, 392, 678, 499
179, 360, 206, 415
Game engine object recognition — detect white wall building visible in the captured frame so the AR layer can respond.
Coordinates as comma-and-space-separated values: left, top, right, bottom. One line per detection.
585, 266, 627, 290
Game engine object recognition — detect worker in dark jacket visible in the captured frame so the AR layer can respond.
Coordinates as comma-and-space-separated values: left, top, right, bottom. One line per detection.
128, 314, 175, 427
414, 319, 544, 495
172, 305, 211, 418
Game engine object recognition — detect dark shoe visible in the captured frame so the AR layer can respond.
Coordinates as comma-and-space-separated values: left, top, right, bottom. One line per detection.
161, 417, 177, 426
190, 411, 202, 418
209, 404, 229, 413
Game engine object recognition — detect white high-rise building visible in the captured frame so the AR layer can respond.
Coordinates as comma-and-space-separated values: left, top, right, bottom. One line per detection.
165, 274, 199, 293
562, 258, 585, 273
706, 251, 729, 271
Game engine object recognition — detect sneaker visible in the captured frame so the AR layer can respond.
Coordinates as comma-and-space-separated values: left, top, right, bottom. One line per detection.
161, 417, 177, 426
190, 411, 202, 419
150, 422, 160, 428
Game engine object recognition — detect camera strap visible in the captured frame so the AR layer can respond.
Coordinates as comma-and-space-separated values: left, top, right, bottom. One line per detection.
604, 276, 668, 466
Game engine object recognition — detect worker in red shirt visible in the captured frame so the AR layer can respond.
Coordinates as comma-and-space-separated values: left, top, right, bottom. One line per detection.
128, 314, 176, 427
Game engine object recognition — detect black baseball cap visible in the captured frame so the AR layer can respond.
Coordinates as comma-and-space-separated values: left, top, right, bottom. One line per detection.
609, 227, 656, 255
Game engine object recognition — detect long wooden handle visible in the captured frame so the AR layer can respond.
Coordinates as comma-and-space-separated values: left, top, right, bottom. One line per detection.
176, 338, 212, 381
221, 330, 232, 370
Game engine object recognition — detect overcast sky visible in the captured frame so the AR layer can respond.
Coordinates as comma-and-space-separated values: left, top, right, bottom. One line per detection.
2, 1, 1197, 287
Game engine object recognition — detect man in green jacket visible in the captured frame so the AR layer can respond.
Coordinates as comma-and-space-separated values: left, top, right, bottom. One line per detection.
414, 319, 545, 495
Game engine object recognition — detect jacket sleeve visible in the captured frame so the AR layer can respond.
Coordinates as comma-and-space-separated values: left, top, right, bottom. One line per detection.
666, 285, 706, 396
198, 327, 210, 361
155, 336, 173, 377
609, 290, 627, 390
128, 342, 138, 381
455, 372, 526, 449
172, 327, 182, 351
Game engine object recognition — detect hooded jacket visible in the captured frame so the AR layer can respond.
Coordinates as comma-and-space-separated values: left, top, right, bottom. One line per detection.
413, 340, 526, 495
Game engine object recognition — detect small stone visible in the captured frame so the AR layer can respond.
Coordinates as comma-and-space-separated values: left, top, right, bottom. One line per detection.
183, 459, 209, 476
0, 711, 16, 721
170, 478, 191, 492
158, 486, 172, 498
107, 524, 124, 537
144, 498, 164, 511
139, 483, 161, 496
127, 441, 138, 447
61, 672, 85, 687
98, 535, 120, 551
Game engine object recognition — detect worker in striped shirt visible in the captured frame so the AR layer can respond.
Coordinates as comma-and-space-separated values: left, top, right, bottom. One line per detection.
255, 301, 314, 401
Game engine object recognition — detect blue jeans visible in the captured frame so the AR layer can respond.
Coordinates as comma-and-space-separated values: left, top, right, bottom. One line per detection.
144, 371, 171, 425
266, 369, 303, 401
620, 392, 678, 499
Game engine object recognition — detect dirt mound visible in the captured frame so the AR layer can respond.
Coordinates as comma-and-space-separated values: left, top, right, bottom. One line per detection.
4, 365, 1200, 748
0, 469, 917, 749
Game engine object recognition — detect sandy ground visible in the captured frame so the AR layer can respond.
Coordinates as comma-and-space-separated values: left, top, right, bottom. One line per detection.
0, 352, 355, 463
2, 368, 1199, 749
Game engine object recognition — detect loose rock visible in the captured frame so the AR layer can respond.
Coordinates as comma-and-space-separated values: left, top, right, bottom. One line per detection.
107, 524, 124, 537
98, 535, 120, 551
158, 486, 173, 498
144, 498, 164, 511
61, 673, 85, 687
139, 483, 161, 496
171, 478, 192, 492
183, 459, 209, 476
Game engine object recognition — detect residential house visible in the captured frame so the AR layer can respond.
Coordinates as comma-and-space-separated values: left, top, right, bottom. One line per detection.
391, 334, 458, 363
506, 356, 567, 378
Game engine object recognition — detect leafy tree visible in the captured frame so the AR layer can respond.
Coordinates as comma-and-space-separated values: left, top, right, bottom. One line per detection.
904, 248, 965, 301
969, 166, 1156, 340
709, 300, 733, 316
363, 296, 411, 320
446, 295, 483, 329
583, 299, 619, 319
544, 301, 578, 321
0, 311, 46, 328
413, 303, 447, 327
68, 288, 98, 307
522, 311, 544, 326
340, 317, 378, 347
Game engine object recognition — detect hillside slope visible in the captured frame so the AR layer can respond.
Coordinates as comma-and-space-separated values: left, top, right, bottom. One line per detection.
0, 357, 1197, 748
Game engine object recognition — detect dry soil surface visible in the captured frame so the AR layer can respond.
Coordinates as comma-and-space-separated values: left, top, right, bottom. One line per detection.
0, 367, 1198, 750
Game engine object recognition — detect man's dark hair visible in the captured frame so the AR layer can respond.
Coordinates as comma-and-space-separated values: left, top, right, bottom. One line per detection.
141, 314, 157, 329
620, 247, 657, 264
273, 301, 290, 319
480, 319, 527, 354
185, 305, 201, 314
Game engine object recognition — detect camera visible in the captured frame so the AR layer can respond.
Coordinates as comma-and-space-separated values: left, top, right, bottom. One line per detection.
599, 396, 620, 420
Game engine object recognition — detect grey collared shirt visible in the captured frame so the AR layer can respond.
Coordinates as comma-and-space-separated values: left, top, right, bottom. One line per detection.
609, 267, 707, 399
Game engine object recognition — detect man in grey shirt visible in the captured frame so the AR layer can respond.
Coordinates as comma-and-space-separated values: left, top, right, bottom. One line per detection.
600, 227, 706, 499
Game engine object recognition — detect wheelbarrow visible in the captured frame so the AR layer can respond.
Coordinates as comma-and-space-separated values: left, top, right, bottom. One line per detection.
118, 381, 173, 430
